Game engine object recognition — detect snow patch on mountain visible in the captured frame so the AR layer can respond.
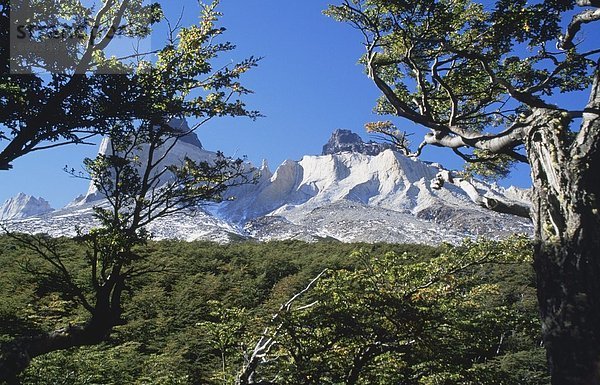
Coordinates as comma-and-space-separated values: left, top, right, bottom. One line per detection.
4, 200, 245, 244
0, 193, 54, 220
1, 127, 533, 244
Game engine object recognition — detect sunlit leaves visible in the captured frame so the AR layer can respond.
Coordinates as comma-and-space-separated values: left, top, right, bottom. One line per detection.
462, 149, 517, 181
328, 0, 597, 179
166, 152, 253, 204
0, 0, 259, 170
196, 300, 248, 384
248, 236, 543, 384
136, 3, 260, 121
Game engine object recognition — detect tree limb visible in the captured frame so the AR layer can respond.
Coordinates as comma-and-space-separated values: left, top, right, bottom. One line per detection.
237, 270, 328, 385
431, 170, 531, 218
559, 8, 600, 50
571, 62, 600, 161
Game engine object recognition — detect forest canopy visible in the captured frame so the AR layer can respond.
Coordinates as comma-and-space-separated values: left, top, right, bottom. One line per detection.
0, 236, 545, 385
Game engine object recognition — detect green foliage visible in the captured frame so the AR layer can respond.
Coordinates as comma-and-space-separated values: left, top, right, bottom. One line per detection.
461, 149, 515, 181
196, 301, 248, 384
248, 237, 547, 385
0, 0, 259, 170
21, 343, 146, 385
327, 0, 593, 128
325, 0, 597, 180
0, 236, 547, 384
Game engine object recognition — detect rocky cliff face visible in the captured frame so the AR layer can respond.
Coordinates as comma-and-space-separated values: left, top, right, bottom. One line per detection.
167, 117, 204, 149
219, 149, 531, 243
322, 129, 393, 156
3, 127, 533, 244
0, 193, 54, 220
74, 118, 213, 205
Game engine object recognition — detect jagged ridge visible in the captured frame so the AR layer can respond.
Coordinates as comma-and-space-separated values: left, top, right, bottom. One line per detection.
322, 129, 393, 156
1, 128, 533, 244
0, 193, 54, 220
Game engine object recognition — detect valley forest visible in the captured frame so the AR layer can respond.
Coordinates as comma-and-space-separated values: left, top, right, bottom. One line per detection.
1, 1, 600, 384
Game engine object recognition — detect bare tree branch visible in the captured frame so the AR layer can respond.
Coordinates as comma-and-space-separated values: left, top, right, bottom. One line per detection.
559, 8, 600, 50
237, 270, 328, 385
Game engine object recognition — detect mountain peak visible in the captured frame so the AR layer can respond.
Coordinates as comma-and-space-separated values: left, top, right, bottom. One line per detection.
0, 193, 54, 220
74, 117, 211, 205
322, 129, 393, 156
168, 117, 203, 149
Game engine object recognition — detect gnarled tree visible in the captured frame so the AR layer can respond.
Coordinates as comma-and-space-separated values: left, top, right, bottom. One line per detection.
327, 1, 600, 384
0, 2, 258, 383
0, 0, 257, 170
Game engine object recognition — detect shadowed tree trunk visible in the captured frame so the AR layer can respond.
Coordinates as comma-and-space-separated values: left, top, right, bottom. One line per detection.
526, 102, 600, 384
0, 272, 125, 385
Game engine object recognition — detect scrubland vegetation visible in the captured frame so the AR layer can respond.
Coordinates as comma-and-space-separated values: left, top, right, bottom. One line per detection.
1, 236, 547, 384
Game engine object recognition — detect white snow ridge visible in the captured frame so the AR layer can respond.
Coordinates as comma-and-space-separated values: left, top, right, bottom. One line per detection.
0, 193, 54, 220
1, 126, 533, 244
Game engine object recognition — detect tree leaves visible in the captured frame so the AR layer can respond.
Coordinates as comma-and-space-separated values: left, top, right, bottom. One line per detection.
246, 237, 544, 385
0, 0, 259, 170
327, 0, 598, 179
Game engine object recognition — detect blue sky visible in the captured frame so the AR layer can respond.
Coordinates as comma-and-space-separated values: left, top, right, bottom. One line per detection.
0, 0, 556, 207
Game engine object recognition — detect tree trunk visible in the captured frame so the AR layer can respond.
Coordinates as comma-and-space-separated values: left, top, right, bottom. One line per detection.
0, 318, 113, 384
527, 109, 600, 385
0, 275, 124, 384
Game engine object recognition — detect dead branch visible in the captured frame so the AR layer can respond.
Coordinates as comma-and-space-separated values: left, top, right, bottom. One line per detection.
237, 269, 328, 385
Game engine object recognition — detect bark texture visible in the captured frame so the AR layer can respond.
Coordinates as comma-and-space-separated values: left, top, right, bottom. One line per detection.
526, 106, 600, 385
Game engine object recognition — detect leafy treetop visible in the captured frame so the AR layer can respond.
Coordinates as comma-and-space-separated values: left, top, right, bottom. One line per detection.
326, 0, 599, 178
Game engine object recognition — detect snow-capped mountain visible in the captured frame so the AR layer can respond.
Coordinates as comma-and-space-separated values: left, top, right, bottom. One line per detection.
219, 149, 531, 243
1, 127, 533, 244
322, 129, 393, 156
76, 117, 214, 205
0, 193, 54, 220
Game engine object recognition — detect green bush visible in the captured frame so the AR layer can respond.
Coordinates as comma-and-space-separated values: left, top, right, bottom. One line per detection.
0, 236, 546, 384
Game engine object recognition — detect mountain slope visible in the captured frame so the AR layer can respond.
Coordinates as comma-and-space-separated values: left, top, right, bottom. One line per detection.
0, 193, 54, 220
1, 128, 532, 244
220, 150, 531, 243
